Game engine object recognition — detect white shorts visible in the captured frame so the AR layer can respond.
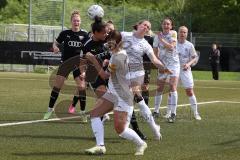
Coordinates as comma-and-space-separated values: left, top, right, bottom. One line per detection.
102, 89, 134, 116
157, 65, 180, 80
179, 68, 194, 89
126, 70, 145, 86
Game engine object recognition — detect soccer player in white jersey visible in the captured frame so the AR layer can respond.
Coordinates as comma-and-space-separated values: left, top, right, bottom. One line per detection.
85, 30, 147, 156
121, 20, 168, 138
153, 18, 180, 123
177, 26, 201, 120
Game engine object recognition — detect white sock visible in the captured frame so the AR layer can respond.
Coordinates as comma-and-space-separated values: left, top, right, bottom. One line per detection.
170, 91, 178, 115
138, 100, 158, 131
166, 94, 171, 115
189, 95, 199, 115
48, 108, 54, 112
91, 117, 104, 146
154, 92, 162, 113
119, 127, 144, 146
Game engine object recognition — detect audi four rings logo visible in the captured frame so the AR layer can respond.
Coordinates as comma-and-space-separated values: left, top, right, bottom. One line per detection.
68, 41, 83, 47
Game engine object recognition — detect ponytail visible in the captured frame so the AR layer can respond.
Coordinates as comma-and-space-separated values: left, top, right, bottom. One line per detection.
91, 16, 106, 33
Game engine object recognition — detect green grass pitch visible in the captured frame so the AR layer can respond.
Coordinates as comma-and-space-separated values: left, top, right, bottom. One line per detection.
0, 71, 240, 160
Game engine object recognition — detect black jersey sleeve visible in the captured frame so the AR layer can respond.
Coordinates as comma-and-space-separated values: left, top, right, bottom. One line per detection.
82, 31, 89, 44
56, 31, 66, 44
82, 38, 91, 55
96, 49, 111, 61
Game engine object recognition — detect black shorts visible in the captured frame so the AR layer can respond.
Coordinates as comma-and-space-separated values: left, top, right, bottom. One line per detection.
56, 56, 81, 79
143, 62, 152, 84
56, 65, 80, 79
90, 76, 108, 91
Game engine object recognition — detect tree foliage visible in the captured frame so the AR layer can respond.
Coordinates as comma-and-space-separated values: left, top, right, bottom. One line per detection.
0, 0, 28, 24
0, 0, 7, 9
183, 0, 240, 33
0, 0, 239, 33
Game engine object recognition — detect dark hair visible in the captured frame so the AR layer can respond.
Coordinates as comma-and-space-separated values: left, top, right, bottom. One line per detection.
106, 20, 113, 24
106, 30, 122, 44
91, 16, 107, 33
160, 17, 174, 30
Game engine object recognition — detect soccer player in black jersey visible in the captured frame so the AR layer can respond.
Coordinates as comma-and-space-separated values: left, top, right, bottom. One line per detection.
68, 20, 115, 117
43, 10, 88, 120
80, 17, 110, 99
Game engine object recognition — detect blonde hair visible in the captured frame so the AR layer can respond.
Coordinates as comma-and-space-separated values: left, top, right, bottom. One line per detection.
178, 26, 188, 32
132, 20, 151, 30
71, 10, 81, 20
145, 29, 154, 36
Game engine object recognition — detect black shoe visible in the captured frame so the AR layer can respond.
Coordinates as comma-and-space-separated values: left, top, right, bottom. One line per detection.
167, 113, 176, 123
135, 129, 147, 140
152, 112, 160, 118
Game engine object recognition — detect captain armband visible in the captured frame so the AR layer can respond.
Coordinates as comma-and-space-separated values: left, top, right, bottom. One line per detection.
107, 63, 116, 73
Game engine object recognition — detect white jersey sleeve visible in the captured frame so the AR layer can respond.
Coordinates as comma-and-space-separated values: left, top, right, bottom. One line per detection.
153, 34, 159, 48
189, 43, 197, 58
143, 41, 154, 57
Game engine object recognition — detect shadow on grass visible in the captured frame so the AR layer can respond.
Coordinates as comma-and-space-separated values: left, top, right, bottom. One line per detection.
214, 137, 240, 146
13, 151, 131, 157
0, 134, 121, 143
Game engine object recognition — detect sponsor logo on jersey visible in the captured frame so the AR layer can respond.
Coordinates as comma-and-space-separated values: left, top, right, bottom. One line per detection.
68, 41, 83, 47
79, 36, 84, 40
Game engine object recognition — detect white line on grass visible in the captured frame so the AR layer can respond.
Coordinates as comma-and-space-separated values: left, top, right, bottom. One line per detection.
1, 100, 239, 127
0, 116, 80, 127
0, 77, 49, 82
194, 86, 240, 90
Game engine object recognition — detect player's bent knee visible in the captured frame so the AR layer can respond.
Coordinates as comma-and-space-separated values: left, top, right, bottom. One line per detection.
186, 89, 193, 96
142, 84, 149, 91
77, 86, 85, 91
114, 123, 125, 134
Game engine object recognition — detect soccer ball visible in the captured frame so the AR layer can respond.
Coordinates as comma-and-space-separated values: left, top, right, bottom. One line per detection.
87, 5, 104, 20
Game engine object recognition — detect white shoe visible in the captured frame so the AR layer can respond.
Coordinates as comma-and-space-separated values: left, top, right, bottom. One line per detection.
153, 124, 162, 140
164, 112, 171, 119
102, 114, 110, 123
79, 111, 88, 123
85, 145, 106, 155
135, 142, 147, 156
194, 114, 201, 120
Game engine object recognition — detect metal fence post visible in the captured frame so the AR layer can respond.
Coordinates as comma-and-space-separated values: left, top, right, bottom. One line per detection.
62, 0, 65, 31
28, 0, 32, 42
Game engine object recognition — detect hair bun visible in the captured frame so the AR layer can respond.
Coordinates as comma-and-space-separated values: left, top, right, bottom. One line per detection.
94, 16, 102, 23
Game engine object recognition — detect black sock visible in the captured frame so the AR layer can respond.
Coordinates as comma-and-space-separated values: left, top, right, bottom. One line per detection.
79, 90, 86, 111
142, 90, 149, 105
72, 95, 79, 107
48, 87, 60, 109
130, 111, 140, 131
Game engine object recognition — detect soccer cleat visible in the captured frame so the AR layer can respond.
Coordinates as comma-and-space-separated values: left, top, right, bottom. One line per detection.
43, 110, 54, 120
153, 124, 162, 140
85, 145, 106, 155
152, 112, 160, 118
194, 114, 202, 120
164, 112, 171, 119
102, 114, 110, 123
135, 142, 147, 156
167, 113, 176, 123
68, 104, 76, 114
79, 111, 88, 123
